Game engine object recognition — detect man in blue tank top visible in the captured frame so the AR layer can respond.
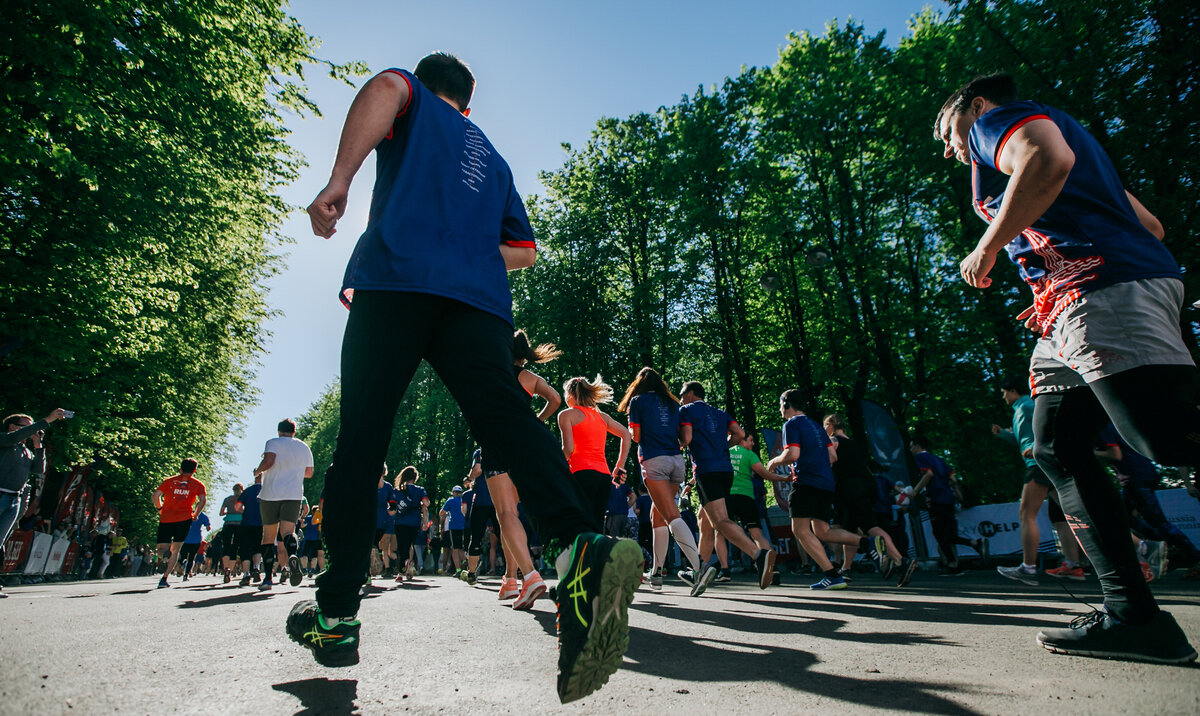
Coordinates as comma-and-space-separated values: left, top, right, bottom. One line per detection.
289, 53, 643, 703
936, 73, 1197, 664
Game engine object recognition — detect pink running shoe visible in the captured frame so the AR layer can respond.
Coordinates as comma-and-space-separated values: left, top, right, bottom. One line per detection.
499, 577, 520, 600
511, 572, 546, 610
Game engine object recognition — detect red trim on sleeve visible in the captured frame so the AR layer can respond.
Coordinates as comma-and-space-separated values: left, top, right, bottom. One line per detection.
380, 69, 414, 140
994, 114, 1051, 168
785, 443, 801, 449
628, 422, 641, 428
503, 240, 536, 248
680, 422, 692, 427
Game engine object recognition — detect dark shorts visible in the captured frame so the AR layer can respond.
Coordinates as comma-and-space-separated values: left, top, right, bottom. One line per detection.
221, 523, 241, 560
788, 485, 834, 521
156, 520, 191, 545
835, 494, 877, 533
1024, 463, 1052, 487
695, 471, 734, 506
179, 542, 200, 562
239, 524, 263, 561
448, 528, 465, 550
304, 539, 322, 559
726, 494, 760, 528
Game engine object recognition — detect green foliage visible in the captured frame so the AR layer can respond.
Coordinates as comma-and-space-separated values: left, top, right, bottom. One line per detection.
0, 0, 363, 541
298, 0, 1197, 508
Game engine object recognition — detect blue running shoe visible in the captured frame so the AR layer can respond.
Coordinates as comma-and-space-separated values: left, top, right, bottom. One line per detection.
809, 576, 847, 590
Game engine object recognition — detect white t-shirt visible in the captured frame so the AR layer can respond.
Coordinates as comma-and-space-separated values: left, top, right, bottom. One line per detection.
259, 436, 314, 501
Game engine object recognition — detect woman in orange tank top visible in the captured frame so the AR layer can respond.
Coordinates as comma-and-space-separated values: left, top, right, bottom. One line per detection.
558, 375, 632, 529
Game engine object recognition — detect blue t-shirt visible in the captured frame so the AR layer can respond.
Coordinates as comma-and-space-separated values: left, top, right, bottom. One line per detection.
607, 484, 632, 516
783, 414, 834, 492
461, 489, 474, 520
442, 496, 465, 530
914, 451, 956, 506
302, 514, 320, 541
679, 401, 735, 474
393, 484, 427, 527
185, 512, 209, 544
1097, 425, 1160, 487
628, 393, 682, 461
968, 101, 1180, 335
340, 69, 535, 325
635, 494, 653, 525
470, 449, 494, 507
237, 484, 263, 527
376, 484, 396, 529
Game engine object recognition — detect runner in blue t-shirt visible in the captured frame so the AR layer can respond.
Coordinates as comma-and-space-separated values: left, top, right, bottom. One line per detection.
910, 437, 983, 578
375, 473, 398, 578
294, 54, 643, 698
235, 477, 264, 587
678, 381, 776, 596
180, 512, 210, 581
765, 389, 864, 591
300, 511, 324, 577
617, 367, 700, 593
391, 466, 429, 582
936, 73, 1196, 664
439, 485, 466, 575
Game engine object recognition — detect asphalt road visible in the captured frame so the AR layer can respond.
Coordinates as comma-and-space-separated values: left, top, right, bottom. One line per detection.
2, 567, 1198, 715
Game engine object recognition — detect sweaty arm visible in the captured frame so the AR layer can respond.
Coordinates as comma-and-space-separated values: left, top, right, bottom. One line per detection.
254, 452, 276, 478
602, 413, 632, 477
961, 119, 1076, 288
678, 424, 693, 446
307, 71, 411, 239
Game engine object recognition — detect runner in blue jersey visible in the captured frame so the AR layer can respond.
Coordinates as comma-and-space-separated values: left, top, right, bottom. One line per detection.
678, 381, 776, 596
293, 53, 643, 700
235, 476, 264, 587
910, 436, 984, 577
1095, 424, 1200, 579
765, 390, 863, 590
391, 466, 429, 582
617, 367, 702, 592
936, 73, 1196, 664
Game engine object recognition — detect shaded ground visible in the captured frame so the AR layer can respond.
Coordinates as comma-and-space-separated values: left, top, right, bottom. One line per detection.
2, 568, 1198, 714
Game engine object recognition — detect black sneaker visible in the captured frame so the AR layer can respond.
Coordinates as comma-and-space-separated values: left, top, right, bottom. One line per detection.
881, 558, 897, 581
238, 574, 251, 587
1037, 609, 1198, 665
466, 572, 478, 586
289, 556, 303, 587
836, 568, 855, 583
556, 535, 642, 704
755, 549, 777, 590
676, 568, 696, 587
714, 568, 732, 583
286, 600, 361, 667
896, 558, 918, 588
157, 577, 169, 589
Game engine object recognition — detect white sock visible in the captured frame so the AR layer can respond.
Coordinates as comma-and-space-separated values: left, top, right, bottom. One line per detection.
652, 526, 669, 571
669, 518, 701, 571
1021, 562, 1036, 572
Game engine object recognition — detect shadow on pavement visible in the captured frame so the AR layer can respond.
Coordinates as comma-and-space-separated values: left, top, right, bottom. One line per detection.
623, 626, 984, 715
112, 589, 153, 595
178, 591, 276, 609
273, 677, 359, 715
727, 592, 1063, 629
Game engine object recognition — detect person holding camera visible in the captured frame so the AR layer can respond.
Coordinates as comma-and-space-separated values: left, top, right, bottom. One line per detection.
1, 409, 66, 596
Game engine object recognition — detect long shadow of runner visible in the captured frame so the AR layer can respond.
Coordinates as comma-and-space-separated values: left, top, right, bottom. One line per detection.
725, 593, 1063, 629
178, 591, 276, 608
623, 626, 983, 715
273, 678, 359, 716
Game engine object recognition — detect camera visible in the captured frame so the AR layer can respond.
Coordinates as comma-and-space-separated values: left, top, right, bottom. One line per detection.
62, 410, 75, 419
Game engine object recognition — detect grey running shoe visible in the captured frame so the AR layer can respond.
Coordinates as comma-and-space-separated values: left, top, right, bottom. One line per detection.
1037, 609, 1197, 664
755, 549, 777, 590
690, 564, 717, 597
997, 564, 1038, 586
650, 571, 663, 592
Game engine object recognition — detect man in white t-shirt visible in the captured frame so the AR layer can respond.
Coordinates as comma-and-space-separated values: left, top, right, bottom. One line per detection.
253, 418, 315, 588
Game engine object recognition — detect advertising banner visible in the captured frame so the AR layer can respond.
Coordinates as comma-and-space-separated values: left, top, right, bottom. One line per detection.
54, 465, 90, 528
1155, 488, 1200, 546
23, 531, 53, 574
61, 542, 80, 576
1, 530, 33, 573
44, 536, 72, 574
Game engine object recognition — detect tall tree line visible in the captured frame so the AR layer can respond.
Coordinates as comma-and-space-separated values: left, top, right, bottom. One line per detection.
298, 0, 1198, 509
0, 0, 361, 540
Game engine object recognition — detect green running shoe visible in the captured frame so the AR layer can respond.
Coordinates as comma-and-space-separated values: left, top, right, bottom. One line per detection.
286, 600, 360, 667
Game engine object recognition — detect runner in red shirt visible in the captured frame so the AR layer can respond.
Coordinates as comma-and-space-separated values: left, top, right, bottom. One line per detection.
152, 458, 207, 588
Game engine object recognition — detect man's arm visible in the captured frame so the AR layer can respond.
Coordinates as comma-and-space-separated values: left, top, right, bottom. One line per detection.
500, 245, 536, 270
152, 489, 165, 511
307, 71, 411, 239
766, 446, 800, 472
678, 424, 693, 446
726, 422, 745, 449
960, 119, 1076, 288
1125, 190, 1164, 240
254, 452, 276, 477
192, 495, 206, 520
751, 461, 790, 483
913, 469, 933, 495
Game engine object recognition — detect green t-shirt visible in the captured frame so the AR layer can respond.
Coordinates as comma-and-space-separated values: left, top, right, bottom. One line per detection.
729, 445, 761, 498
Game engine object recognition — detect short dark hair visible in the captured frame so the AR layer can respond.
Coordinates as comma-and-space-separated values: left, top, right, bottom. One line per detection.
935, 74, 1019, 139
910, 435, 930, 450
180, 458, 199, 474
277, 418, 297, 434
414, 52, 474, 111
681, 381, 705, 399
780, 389, 807, 412
3, 414, 32, 430
999, 376, 1030, 395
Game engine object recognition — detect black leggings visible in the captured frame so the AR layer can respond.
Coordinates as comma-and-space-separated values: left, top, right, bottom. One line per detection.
929, 504, 973, 564
467, 505, 499, 557
315, 292, 597, 618
573, 469, 612, 532
1033, 364, 1200, 624
394, 524, 419, 564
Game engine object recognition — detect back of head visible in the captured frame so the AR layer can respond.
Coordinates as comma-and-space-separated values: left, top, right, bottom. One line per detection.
780, 388, 807, 413
999, 376, 1030, 396
564, 374, 614, 408
910, 434, 930, 451
824, 412, 846, 432
414, 52, 475, 111
618, 367, 678, 412
277, 418, 297, 435
399, 465, 419, 485
682, 381, 706, 400
513, 329, 562, 364
180, 458, 199, 475
935, 73, 1019, 138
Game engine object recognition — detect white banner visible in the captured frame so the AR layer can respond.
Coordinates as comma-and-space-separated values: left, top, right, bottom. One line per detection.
43, 537, 71, 575
23, 532, 53, 574
1154, 488, 1200, 547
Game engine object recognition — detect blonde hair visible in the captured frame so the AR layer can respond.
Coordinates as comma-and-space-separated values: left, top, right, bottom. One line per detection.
563, 374, 613, 408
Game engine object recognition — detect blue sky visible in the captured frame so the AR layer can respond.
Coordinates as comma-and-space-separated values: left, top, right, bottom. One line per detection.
203, 0, 943, 518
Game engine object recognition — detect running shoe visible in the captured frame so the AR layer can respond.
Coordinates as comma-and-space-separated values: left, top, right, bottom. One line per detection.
1143, 540, 1168, 580
836, 568, 854, 583
809, 576, 847, 590
997, 565, 1037, 586
289, 556, 303, 587
251, 567, 261, 583
499, 577, 520, 600
714, 568, 732, 583
881, 558, 896, 581
873, 536, 887, 570
394, 570, 404, 583
182, 574, 188, 583
466, 572, 478, 586
1037, 609, 1197, 664
939, 566, 967, 577
690, 563, 717, 597
286, 600, 361, 667
157, 577, 169, 589
677, 568, 696, 588
650, 571, 663, 593
556, 535, 642, 704
1045, 564, 1086, 581
1140, 561, 1155, 582
512, 572, 547, 610
896, 558, 918, 587
406, 562, 416, 581
754, 549, 777, 590
259, 577, 274, 592
223, 569, 231, 584
239, 574, 251, 587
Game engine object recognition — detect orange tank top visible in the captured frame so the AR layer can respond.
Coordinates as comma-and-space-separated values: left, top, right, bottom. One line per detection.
569, 406, 610, 474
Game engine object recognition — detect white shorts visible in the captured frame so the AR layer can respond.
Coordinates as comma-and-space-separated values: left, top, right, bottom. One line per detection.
1030, 277, 1193, 395
641, 454, 685, 484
